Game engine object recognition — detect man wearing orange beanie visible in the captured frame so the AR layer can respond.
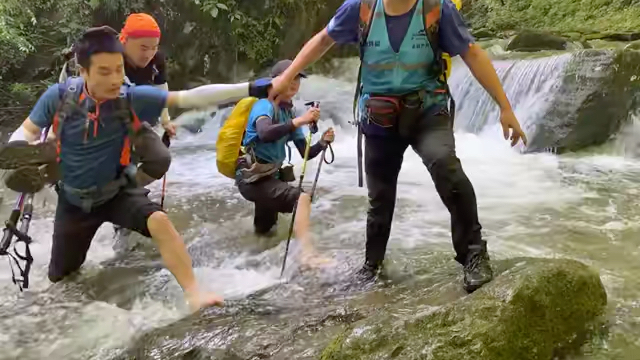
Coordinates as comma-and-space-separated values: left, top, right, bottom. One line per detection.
57, 14, 173, 240
119, 13, 174, 187
59, 13, 173, 189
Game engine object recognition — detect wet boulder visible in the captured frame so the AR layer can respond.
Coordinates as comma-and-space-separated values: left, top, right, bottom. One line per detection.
506, 30, 568, 52
320, 258, 607, 360
527, 49, 640, 153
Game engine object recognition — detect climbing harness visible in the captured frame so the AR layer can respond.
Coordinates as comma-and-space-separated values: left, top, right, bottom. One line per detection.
0, 128, 49, 291
280, 101, 334, 276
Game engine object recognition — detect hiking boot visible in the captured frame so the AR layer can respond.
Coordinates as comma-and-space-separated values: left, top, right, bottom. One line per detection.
3, 164, 49, 193
0, 141, 57, 170
463, 251, 493, 293
355, 261, 382, 282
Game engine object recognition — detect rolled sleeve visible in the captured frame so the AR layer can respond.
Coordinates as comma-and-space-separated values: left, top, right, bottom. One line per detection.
326, 0, 361, 45
129, 85, 169, 126
28, 84, 61, 129
438, 0, 475, 57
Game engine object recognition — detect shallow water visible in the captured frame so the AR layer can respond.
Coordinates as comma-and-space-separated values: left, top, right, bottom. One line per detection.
1, 54, 639, 359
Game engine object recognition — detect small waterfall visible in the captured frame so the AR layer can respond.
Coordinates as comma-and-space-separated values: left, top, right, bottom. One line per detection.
449, 49, 640, 153
449, 54, 572, 137
174, 49, 639, 154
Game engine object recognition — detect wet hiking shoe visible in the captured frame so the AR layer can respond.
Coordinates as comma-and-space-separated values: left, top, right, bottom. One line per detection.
0, 141, 57, 170
355, 261, 382, 282
463, 251, 494, 293
3, 164, 49, 193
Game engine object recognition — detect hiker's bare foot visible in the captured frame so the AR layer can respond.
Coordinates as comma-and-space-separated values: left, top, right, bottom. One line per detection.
300, 249, 335, 269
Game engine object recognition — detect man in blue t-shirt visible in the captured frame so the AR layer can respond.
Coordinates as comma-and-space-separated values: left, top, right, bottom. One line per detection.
0, 26, 273, 310
269, 0, 528, 292
236, 60, 335, 266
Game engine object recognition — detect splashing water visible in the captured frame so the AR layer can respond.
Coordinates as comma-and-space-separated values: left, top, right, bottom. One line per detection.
0, 53, 639, 359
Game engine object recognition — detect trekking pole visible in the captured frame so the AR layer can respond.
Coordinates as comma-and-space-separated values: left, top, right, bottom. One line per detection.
0, 127, 48, 291
309, 142, 335, 201
160, 131, 171, 209
280, 102, 319, 277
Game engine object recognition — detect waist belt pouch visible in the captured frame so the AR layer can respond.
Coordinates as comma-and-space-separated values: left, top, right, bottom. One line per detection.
398, 92, 423, 138
365, 96, 402, 128
60, 177, 127, 212
278, 164, 296, 182
240, 159, 281, 184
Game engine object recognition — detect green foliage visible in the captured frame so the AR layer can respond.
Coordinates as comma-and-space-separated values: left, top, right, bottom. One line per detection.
0, 0, 37, 75
190, 0, 324, 65
463, 0, 640, 34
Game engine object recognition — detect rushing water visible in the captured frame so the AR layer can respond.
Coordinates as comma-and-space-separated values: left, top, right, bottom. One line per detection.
1, 53, 640, 359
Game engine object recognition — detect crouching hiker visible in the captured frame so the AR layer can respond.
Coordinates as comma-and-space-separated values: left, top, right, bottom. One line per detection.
216, 60, 335, 266
0, 26, 273, 311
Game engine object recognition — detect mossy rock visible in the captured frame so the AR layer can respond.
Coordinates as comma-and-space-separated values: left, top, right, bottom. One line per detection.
584, 32, 640, 42
624, 40, 640, 51
506, 30, 568, 52
320, 258, 607, 360
471, 27, 494, 39
563, 32, 583, 41
602, 32, 640, 42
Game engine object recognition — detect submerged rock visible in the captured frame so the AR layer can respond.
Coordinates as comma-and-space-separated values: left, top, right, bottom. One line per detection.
506, 30, 568, 52
117, 256, 606, 360
320, 258, 607, 360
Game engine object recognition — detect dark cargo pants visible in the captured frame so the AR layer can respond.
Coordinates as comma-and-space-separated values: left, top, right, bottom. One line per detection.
237, 175, 301, 234
364, 109, 486, 267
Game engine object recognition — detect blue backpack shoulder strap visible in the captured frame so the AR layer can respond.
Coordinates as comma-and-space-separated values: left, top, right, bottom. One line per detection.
55, 77, 84, 139
358, 0, 377, 53
423, 0, 445, 78
113, 83, 136, 138
354, 0, 378, 122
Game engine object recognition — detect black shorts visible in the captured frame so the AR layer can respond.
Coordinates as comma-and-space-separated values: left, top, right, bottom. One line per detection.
237, 175, 301, 233
48, 187, 163, 282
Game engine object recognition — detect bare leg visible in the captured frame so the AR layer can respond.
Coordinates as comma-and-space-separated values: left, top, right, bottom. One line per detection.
146, 211, 224, 311
294, 193, 333, 267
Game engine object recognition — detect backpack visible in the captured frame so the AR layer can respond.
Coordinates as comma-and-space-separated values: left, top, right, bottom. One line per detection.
442, 0, 462, 80
53, 78, 137, 166
216, 97, 259, 178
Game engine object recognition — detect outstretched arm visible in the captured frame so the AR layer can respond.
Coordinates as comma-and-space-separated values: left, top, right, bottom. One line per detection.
274, 30, 336, 90
461, 46, 526, 146
166, 80, 271, 109
460, 45, 512, 112
271, 0, 360, 95
439, 0, 526, 146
